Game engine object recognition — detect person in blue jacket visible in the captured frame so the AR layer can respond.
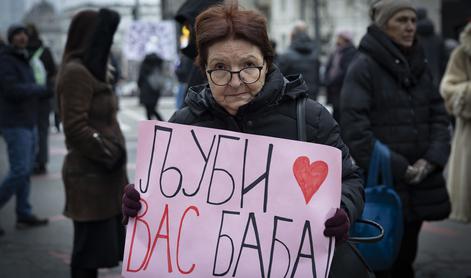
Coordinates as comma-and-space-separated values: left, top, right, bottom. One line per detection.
0, 24, 49, 236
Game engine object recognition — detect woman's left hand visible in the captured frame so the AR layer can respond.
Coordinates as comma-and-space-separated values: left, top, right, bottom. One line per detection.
408, 158, 436, 184
324, 208, 350, 245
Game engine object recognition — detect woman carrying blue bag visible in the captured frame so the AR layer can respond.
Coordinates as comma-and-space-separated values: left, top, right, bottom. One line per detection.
350, 141, 403, 272
341, 0, 451, 277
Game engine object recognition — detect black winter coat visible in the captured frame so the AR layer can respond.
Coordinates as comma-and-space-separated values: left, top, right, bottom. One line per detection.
416, 17, 447, 86
0, 46, 47, 127
340, 25, 451, 221
138, 67, 163, 107
325, 44, 357, 106
278, 33, 321, 99
170, 66, 364, 223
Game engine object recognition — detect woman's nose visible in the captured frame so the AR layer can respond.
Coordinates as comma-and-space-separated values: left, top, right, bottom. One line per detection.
228, 72, 242, 87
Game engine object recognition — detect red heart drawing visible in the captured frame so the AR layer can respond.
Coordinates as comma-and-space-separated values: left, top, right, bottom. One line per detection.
293, 156, 329, 204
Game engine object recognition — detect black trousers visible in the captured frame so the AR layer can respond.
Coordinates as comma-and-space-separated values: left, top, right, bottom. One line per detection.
376, 220, 423, 278
36, 99, 51, 166
144, 103, 163, 121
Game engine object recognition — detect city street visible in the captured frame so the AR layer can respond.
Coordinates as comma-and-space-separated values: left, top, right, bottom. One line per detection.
0, 96, 470, 278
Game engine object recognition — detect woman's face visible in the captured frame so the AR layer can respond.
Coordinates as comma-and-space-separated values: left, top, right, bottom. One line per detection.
205, 38, 267, 115
384, 9, 416, 48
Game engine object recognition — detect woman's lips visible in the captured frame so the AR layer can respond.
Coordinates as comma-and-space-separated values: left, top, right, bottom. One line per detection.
226, 92, 249, 97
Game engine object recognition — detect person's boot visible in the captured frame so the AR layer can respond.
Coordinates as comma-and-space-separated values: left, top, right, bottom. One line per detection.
16, 214, 49, 229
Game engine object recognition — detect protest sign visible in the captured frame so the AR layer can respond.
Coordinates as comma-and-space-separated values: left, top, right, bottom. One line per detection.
122, 121, 342, 277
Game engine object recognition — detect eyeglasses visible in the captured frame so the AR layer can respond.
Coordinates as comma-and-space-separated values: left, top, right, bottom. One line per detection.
206, 62, 265, 86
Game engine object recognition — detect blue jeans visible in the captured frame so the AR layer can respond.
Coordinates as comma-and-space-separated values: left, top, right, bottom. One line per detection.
176, 83, 187, 109
0, 127, 37, 219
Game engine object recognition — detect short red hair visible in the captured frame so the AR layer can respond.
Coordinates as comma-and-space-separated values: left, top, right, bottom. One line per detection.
195, 0, 274, 71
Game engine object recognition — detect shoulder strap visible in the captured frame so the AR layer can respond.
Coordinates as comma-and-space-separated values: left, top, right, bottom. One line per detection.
296, 96, 307, 141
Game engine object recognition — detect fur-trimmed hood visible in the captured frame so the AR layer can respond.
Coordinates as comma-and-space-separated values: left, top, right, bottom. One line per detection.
460, 22, 471, 57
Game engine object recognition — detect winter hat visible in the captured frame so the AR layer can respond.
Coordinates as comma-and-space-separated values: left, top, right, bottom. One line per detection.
370, 0, 416, 28
7, 24, 27, 43
337, 30, 354, 42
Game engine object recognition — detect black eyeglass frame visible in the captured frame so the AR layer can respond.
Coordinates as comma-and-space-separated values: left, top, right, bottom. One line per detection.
206, 61, 265, 86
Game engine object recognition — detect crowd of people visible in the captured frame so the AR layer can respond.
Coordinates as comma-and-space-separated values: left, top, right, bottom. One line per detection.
0, 0, 470, 277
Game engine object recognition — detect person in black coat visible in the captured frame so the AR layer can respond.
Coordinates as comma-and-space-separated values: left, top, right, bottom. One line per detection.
340, 1, 451, 277
324, 31, 357, 123
123, 2, 365, 276
278, 21, 321, 100
174, 53, 193, 109
416, 7, 447, 87
174, 0, 223, 92
26, 23, 57, 174
138, 53, 165, 121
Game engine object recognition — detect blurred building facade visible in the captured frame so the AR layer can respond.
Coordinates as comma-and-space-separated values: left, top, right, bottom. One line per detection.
2, 0, 469, 80
23, 1, 62, 61
270, 0, 442, 54
0, 0, 28, 40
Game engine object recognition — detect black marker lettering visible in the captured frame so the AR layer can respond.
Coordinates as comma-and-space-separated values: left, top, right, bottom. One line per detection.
183, 130, 216, 196
233, 213, 265, 278
292, 221, 316, 278
268, 216, 292, 278
241, 140, 273, 212
213, 210, 239, 276
207, 135, 240, 205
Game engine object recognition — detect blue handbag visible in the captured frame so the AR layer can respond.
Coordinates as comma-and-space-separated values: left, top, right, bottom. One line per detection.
350, 141, 404, 271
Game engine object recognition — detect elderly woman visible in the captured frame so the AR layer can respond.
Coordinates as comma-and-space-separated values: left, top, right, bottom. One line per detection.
340, 0, 450, 277
56, 9, 128, 278
123, 1, 364, 275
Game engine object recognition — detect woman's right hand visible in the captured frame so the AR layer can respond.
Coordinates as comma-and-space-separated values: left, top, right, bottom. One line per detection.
122, 184, 141, 225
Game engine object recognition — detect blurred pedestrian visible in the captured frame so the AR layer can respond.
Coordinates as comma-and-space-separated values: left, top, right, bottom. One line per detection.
416, 7, 447, 87
278, 21, 321, 100
175, 53, 193, 109
138, 53, 165, 120
440, 22, 471, 223
324, 30, 357, 123
26, 23, 57, 175
0, 24, 49, 236
56, 9, 128, 277
174, 0, 223, 101
123, 1, 366, 276
341, 1, 451, 277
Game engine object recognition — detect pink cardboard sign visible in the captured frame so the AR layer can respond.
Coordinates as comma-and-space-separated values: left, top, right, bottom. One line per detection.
122, 121, 342, 278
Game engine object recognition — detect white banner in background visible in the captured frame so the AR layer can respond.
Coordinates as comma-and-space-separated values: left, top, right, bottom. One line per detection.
124, 20, 177, 61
